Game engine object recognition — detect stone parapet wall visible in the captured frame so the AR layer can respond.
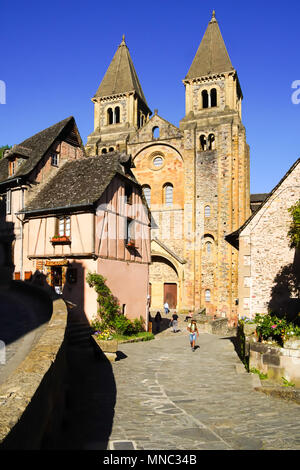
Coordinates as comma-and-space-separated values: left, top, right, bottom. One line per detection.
249, 342, 300, 388
0, 298, 68, 449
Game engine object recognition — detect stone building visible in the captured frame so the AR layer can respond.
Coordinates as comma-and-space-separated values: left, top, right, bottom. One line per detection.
86, 11, 251, 325
226, 159, 300, 320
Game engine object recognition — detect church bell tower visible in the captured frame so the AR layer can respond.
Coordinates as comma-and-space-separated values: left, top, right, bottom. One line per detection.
86, 35, 151, 156
180, 11, 251, 324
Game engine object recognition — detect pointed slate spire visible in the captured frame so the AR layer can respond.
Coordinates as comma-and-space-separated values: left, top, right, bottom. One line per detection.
185, 11, 234, 79
94, 35, 149, 107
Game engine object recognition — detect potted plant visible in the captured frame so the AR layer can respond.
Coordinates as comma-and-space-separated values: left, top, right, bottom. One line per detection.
50, 235, 71, 244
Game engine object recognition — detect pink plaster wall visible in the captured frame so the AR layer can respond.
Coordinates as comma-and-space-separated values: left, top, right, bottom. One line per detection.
98, 257, 149, 321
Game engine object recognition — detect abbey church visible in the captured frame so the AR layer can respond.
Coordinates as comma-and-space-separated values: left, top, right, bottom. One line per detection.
85, 11, 251, 325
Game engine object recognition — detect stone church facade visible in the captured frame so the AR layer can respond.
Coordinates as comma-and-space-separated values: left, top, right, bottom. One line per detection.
85, 12, 251, 325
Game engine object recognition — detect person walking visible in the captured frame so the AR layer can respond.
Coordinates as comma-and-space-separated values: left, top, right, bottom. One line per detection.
171, 312, 179, 333
154, 311, 162, 333
187, 319, 199, 351
164, 302, 169, 315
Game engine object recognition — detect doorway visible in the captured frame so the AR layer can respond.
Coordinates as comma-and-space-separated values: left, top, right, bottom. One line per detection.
164, 283, 177, 309
51, 266, 63, 295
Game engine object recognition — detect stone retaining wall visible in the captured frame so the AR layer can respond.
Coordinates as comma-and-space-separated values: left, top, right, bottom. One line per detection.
0, 298, 68, 449
250, 342, 300, 388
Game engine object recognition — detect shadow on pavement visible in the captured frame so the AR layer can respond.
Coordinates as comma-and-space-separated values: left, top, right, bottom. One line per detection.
53, 346, 116, 450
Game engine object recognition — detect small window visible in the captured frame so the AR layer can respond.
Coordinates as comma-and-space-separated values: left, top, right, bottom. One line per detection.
6, 190, 11, 214
200, 135, 206, 151
204, 205, 211, 217
9, 159, 16, 176
208, 134, 215, 150
125, 184, 133, 205
152, 126, 160, 139
205, 289, 211, 302
108, 147, 114, 152
164, 183, 173, 206
206, 241, 212, 255
202, 90, 208, 109
101, 148, 107, 154
126, 218, 135, 244
51, 152, 59, 167
211, 88, 217, 107
24, 271, 32, 281
107, 108, 113, 125
58, 216, 71, 237
142, 185, 151, 206
153, 156, 163, 167
115, 106, 120, 124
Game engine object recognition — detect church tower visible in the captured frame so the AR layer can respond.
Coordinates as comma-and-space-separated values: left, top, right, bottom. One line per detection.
180, 11, 250, 323
86, 12, 250, 325
86, 35, 151, 156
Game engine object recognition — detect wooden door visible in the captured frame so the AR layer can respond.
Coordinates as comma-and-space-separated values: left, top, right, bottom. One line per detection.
164, 283, 177, 309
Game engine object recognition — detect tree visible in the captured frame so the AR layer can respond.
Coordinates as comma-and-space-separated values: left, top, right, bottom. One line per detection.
0, 145, 11, 159
288, 200, 300, 249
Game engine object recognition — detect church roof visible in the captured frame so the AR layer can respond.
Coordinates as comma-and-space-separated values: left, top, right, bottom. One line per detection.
94, 36, 149, 108
185, 11, 234, 80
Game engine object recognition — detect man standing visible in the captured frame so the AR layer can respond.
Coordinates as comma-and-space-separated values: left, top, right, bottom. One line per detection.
164, 302, 169, 315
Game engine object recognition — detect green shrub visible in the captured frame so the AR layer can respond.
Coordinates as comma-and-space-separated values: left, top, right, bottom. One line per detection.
288, 200, 300, 249
86, 272, 145, 336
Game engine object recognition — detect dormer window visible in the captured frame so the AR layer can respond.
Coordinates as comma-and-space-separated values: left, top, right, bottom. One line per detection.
51, 152, 59, 167
9, 159, 16, 176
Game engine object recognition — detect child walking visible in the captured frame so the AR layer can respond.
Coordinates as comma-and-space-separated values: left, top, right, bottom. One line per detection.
187, 319, 199, 351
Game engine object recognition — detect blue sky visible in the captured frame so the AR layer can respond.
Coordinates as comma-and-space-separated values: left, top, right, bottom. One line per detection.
1, 0, 299, 194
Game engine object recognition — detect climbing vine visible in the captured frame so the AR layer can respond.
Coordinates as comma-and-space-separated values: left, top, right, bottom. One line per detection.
288, 200, 300, 249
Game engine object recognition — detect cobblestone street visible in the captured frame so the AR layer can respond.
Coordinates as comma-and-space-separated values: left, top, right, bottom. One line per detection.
58, 317, 300, 451
107, 330, 300, 450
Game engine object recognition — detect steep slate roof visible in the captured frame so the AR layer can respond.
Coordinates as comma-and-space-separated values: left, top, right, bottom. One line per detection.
185, 11, 234, 79
94, 36, 149, 108
22, 152, 140, 214
250, 193, 269, 203
225, 158, 300, 249
0, 116, 81, 183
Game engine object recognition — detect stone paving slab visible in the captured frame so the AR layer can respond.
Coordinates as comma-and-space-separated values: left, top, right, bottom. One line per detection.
106, 331, 300, 450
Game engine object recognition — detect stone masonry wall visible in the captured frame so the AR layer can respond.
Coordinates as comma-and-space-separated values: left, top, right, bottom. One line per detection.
239, 161, 300, 318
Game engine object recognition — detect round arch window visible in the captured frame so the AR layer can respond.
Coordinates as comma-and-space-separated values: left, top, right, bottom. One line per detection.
153, 156, 163, 167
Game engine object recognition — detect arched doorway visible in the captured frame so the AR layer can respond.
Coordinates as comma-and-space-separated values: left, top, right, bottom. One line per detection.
150, 255, 179, 310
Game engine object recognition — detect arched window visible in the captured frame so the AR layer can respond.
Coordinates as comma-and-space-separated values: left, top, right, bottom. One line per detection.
107, 108, 113, 125
164, 183, 173, 206
108, 147, 114, 152
153, 126, 160, 139
206, 241, 212, 255
202, 90, 208, 109
204, 205, 211, 217
115, 106, 120, 124
210, 88, 217, 107
101, 148, 107, 154
153, 156, 163, 167
205, 289, 211, 302
142, 185, 151, 206
208, 134, 215, 150
200, 135, 207, 151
